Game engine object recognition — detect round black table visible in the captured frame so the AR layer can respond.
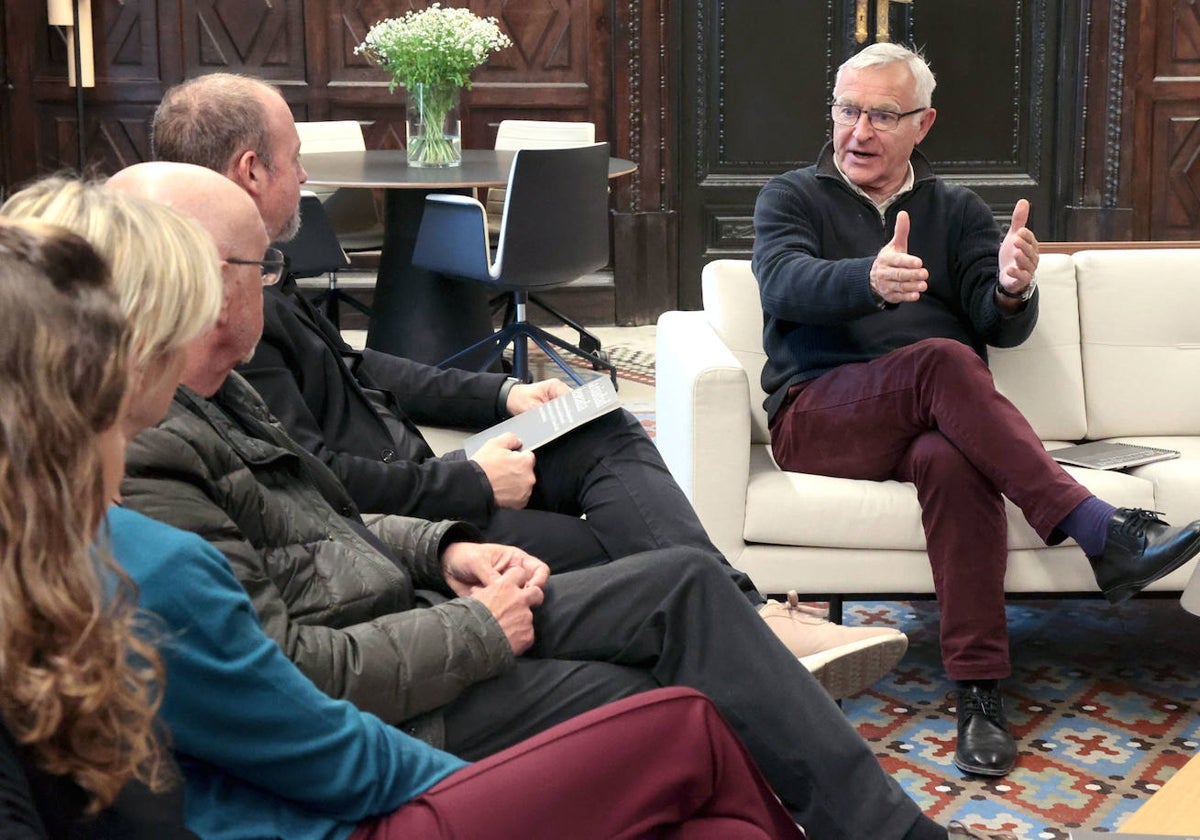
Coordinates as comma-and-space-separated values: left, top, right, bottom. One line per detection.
302, 149, 636, 367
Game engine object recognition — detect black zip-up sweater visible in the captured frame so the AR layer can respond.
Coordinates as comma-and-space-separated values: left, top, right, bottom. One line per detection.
751, 143, 1038, 421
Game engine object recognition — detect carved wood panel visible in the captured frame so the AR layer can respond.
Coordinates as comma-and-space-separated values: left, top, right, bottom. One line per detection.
1, 0, 8, 200
1133, 0, 1200, 238
180, 1, 305, 81
1150, 101, 1200, 237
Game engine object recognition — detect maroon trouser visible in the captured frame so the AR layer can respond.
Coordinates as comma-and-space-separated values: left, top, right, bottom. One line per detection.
348, 687, 803, 840
769, 338, 1092, 679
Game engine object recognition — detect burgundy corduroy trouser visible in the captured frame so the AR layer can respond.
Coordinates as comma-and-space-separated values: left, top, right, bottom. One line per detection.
348, 687, 803, 840
770, 338, 1092, 679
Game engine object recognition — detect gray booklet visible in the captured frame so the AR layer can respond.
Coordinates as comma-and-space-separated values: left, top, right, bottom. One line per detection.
463, 377, 620, 458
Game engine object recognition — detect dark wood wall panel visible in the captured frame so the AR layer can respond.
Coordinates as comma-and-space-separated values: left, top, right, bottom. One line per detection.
6, 1, 1195, 314
181, 1, 306, 80
0, 0, 9, 199
1, 0, 657, 318
1133, 0, 1200, 238
1150, 101, 1200, 237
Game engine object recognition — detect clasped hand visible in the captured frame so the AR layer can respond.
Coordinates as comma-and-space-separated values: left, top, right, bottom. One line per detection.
442, 541, 549, 655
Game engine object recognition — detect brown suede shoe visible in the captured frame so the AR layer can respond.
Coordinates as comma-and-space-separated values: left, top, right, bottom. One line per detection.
947, 819, 1021, 839
759, 592, 908, 699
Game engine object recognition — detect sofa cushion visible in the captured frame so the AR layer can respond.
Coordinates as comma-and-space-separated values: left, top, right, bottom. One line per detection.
989, 253, 1086, 441
744, 444, 1156, 551
1076, 249, 1200, 438
1095, 437, 1200, 527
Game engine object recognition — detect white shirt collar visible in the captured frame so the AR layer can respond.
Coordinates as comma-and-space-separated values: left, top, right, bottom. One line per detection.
833, 156, 915, 217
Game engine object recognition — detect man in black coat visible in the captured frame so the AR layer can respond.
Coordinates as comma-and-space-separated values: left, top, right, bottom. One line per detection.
150, 71, 908, 697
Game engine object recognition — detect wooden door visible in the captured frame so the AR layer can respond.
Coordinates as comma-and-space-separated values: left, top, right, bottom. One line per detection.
676, 0, 1075, 309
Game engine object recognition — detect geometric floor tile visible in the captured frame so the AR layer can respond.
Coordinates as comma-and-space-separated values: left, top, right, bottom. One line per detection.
842, 598, 1200, 837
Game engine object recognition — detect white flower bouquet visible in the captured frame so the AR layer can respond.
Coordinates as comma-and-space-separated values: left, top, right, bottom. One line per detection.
356, 5, 512, 166
355, 4, 512, 91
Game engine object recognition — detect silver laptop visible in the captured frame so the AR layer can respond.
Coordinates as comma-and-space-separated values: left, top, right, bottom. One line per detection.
1050, 441, 1180, 471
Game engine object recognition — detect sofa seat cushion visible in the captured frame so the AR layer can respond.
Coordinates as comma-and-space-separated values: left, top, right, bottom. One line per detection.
744, 445, 1157, 551
1093, 437, 1200, 527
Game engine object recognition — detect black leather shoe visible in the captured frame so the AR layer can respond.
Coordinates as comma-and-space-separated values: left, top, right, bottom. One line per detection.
954, 682, 1016, 777
1089, 508, 1200, 604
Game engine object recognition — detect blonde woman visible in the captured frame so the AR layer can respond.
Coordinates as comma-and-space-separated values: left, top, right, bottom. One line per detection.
0, 219, 196, 837
1, 176, 223, 438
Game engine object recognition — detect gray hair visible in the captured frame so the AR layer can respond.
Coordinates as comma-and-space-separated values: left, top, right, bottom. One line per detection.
152, 73, 280, 174
837, 43, 936, 108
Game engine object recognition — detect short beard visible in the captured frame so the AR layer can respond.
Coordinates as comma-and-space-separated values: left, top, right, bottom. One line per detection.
275, 206, 302, 243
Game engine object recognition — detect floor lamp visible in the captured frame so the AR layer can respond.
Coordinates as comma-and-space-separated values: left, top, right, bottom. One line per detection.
47, 0, 94, 173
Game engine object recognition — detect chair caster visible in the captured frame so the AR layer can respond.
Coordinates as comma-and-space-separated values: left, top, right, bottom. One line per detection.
579, 333, 602, 355
591, 350, 611, 371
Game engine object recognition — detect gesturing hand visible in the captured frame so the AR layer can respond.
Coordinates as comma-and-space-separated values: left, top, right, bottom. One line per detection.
470, 432, 535, 509
997, 198, 1039, 297
469, 567, 544, 655
870, 210, 928, 304
506, 379, 571, 416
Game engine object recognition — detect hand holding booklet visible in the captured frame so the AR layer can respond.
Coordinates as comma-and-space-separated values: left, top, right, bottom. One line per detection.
464, 377, 621, 458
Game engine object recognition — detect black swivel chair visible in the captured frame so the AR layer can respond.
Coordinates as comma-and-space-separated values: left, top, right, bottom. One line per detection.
277, 193, 358, 329
411, 142, 617, 386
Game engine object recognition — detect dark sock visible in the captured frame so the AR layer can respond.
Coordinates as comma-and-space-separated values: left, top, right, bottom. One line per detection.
904, 815, 949, 840
1056, 496, 1117, 557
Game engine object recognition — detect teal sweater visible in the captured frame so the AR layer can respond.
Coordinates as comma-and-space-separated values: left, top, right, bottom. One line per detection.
107, 506, 467, 840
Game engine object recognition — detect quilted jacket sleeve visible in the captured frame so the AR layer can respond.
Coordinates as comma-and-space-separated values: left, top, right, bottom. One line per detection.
121, 416, 515, 726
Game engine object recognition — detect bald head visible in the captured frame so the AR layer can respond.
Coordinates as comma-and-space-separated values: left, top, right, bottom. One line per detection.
108, 161, 270, 396
108, 161, 264, 256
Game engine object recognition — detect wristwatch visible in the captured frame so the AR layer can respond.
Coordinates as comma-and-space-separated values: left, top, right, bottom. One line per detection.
496, 376, 520, 418
996, 276, 1036, 303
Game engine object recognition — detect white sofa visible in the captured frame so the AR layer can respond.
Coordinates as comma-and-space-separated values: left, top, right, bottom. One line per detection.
656, 253, 1200, 604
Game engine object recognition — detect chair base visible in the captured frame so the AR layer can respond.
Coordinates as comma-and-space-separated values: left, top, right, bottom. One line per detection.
309, 285, 372, 330
491, 293, 607, 357
439, 319, 617, 388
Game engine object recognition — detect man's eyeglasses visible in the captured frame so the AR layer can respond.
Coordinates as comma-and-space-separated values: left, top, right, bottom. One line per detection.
830, 103, 927, 132
226, 246, 286, 286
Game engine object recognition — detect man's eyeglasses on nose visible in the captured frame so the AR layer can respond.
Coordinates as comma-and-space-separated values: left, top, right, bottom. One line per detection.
831, 103, 927, 132
226, 246, 286, 286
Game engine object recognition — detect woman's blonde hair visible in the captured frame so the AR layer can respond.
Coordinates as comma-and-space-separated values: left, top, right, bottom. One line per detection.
1, 175, 223, 368
0, 219, 167, 812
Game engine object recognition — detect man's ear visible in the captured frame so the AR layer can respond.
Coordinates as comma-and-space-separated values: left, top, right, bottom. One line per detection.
914, 108, 937, 144
228, 149, 260, 196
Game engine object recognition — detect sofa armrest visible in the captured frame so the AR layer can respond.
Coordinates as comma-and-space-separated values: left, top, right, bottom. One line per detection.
656, 310, 752, 562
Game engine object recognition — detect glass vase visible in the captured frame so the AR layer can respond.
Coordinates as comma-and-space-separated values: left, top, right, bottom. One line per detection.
404, 80, 462, 168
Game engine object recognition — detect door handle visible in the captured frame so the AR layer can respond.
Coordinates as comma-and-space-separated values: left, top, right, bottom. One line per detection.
858, 0, 912, 44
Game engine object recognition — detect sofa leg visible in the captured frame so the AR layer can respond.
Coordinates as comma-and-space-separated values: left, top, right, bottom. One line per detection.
828, 594, 844, 625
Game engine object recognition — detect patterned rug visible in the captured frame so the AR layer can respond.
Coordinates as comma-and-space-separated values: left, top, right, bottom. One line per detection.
522, 341, 656, 386
528, 329, 1200, 835
841, 598, 1200, 837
